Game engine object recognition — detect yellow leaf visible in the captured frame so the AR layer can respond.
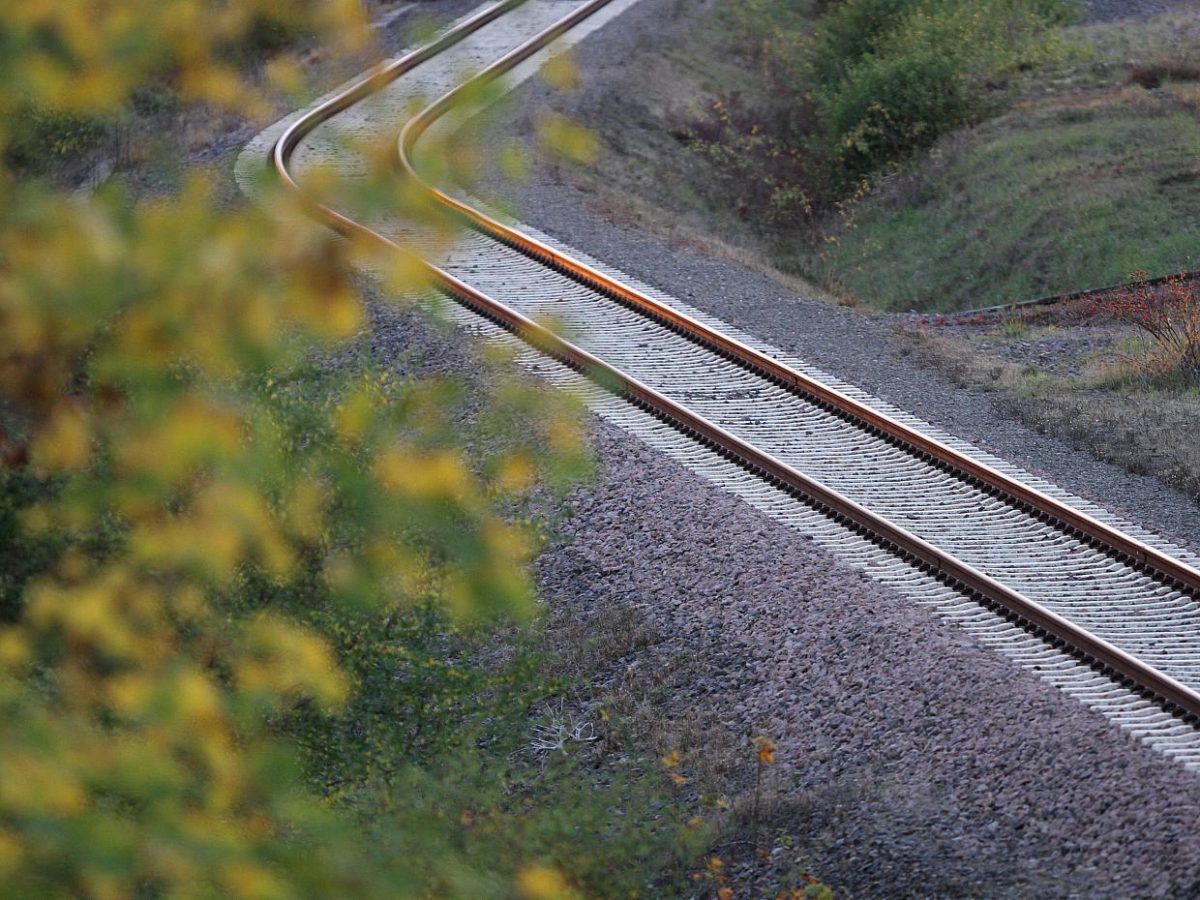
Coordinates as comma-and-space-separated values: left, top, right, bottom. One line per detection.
755, 736, 775, 765
541, 52, 581, 91
221, 861, 286, 900
32, 403, 90, 473
0, 629, 31, 673
516, 865, 579, 900
495, 453, 536, 495
374, 447, 471, 502
236, 614, 348, 712
0, 828, 24, 877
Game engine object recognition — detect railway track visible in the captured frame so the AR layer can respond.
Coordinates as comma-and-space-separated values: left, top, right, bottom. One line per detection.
248, 0, 1200, 766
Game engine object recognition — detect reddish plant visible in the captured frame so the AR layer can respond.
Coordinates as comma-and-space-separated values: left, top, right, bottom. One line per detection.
1129, 62, 1200, 90
1105, 271, 1200, 381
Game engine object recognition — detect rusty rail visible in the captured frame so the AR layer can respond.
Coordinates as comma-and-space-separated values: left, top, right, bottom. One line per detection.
271, 0, 1200, 720
945, 269, 1200, 321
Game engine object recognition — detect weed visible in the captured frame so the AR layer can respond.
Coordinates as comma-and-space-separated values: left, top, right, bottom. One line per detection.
525, 700, 598, 765
751, 735, 776, 851
1105, 271, 1200, 382
1000, 316, 1031, 338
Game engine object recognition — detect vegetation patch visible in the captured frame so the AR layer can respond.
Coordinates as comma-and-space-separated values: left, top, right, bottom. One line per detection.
678, 0, 1074, 227
811, 93, 1200, 310
797, 6, 1200, 310
900, 287, 1200, 499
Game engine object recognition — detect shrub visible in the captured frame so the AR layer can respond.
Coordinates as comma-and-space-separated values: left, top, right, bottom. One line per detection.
809, 0, 915, 88
1106, 272, 1200, 382
4, 104, 113, 169
814, 0, 1077, 182
823, 48, 973, 181
232, 11, 314, 62
687, 0, 1078, 223
679, 93, 830, 227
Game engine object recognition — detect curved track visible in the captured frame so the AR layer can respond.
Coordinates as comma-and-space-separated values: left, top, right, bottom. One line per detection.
255, 0, 1200, 764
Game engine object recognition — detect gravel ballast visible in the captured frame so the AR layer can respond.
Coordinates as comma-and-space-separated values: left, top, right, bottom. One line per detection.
541, 418, 1200, 897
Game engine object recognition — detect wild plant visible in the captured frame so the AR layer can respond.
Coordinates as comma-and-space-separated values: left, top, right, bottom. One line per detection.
1105, 271, 1200, 382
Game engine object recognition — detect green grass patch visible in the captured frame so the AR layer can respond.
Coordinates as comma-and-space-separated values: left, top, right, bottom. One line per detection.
806, 94, 1200, 311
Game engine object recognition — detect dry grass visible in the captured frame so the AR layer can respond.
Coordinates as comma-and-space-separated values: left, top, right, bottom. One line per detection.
542, 600, 743, 791
896, 325, 1200, 501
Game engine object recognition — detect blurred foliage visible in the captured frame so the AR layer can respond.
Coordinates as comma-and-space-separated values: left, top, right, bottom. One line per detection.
0, 0, 713, 895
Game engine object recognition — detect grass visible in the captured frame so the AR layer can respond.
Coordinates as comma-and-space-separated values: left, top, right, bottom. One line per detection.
898, 323, 1200, 500
808, 94, 1200, 311
799, 8, 1200, 311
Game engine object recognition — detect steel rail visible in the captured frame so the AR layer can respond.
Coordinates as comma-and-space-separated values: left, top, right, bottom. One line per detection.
270, 0, 1200, 720
271, 0, 525, 209
393, 6, 1200, 602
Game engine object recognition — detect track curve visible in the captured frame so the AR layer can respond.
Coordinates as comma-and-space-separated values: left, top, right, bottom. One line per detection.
259, 0, 1200, 759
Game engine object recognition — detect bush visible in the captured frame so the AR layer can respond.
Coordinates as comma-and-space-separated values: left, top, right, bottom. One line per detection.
679, 93, 829, 226
824, 49, 973, 180
685, 0, 1078, 222
1106, 272, 1200, 382
4, 105, 113, 169
809, 0, 914, 88
814, 0, 1077, 182
232, 12, 314, 62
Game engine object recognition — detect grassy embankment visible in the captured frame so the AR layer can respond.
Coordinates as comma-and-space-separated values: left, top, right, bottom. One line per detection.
570, 0, 1200, 314
812, 9, 1200, 312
